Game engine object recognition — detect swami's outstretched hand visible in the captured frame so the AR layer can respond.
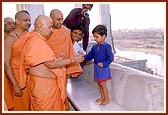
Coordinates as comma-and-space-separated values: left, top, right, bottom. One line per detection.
71, 55, 84, 63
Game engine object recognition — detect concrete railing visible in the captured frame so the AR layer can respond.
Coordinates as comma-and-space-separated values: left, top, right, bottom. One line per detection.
79, 61, 165, 111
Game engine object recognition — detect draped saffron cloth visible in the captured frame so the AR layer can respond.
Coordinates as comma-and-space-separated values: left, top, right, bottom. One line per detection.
4, 71, 14, 110
11, 31, 30, 110
20, 31, 68, 110
47, 26, 83, 77
4, 99, 8, 111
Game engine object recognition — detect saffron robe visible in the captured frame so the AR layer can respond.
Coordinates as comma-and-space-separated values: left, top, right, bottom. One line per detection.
4, 100, 8, 111
20, 31, 67, 111
4, 34, 14, 110
47, 26, 82, 77
10, 31, 30, 111
4, 71, 14, 110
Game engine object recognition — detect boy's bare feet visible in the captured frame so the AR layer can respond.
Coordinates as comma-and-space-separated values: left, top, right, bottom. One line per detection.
96, 98, 104, 103
100, 100, 110, 105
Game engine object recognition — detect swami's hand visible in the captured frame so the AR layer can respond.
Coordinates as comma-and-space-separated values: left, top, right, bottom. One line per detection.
71, 55, 84, 63
79, 51, 87, 56
14, 85, 22, 97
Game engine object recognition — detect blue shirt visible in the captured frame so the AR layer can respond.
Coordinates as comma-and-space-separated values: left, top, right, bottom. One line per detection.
84, 42, 114, 67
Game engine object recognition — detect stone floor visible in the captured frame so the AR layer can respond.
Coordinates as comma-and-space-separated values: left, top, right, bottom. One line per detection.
67, 78, 126, 111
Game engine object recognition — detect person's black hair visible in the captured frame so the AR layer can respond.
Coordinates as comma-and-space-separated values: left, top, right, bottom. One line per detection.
92, 24, 107, 37
82, 4, 93, 9
71, 26, 84, 33
21, 10, 30, 15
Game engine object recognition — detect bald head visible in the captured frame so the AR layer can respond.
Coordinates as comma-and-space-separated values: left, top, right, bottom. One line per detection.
4, 17, 15, 34
50, 9, 62, 19
34, 15, 53, 39
4, 17, 14, 23
35, 15, 47, 25
50, 9, 63, 29
15, 10, 31, 31
34, 15, 52, 28
15, 10, 30, 19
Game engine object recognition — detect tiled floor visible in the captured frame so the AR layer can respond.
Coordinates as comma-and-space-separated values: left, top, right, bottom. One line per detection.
67, 77, 126, 111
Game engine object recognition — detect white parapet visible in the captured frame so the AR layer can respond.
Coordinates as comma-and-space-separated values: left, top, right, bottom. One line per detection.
80, 61, 165, 111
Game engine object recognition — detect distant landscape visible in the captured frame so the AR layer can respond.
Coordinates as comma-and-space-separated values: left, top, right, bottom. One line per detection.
112, 28, 164, 56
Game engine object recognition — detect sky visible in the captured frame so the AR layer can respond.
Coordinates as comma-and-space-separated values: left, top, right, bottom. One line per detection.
2, 2, 166, 30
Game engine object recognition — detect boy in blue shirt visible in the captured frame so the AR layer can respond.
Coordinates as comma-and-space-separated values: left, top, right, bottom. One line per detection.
84, 24, 114, 105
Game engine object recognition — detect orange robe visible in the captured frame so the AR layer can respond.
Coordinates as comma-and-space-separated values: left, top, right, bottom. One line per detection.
11, 31, 30, 110
4, 71, 14, 110
20, 31, 67, 111
4, 34, 14, 110
4, 100, 8, 111
47, 26, 82, 77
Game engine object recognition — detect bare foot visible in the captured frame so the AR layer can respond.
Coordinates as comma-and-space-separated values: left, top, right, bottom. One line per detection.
96, 98, 104, 103
100, 100, 110, 105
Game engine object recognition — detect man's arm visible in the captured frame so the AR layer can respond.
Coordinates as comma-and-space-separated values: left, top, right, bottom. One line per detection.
4, 35, 22, 97
28, 55, 84, 78
82, 18, 90, 51
44, 55, 84, 69
63, 8, 82, 29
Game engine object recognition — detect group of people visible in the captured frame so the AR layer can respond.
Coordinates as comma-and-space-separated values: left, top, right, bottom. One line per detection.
4, 4, 114, 111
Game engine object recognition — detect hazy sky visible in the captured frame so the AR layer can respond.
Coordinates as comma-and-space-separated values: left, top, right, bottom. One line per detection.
3, 2, 166, 30
109, 2, 165, 30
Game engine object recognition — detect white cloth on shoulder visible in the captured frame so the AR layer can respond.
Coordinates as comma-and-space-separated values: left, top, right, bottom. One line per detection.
73, 41, 83, 55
